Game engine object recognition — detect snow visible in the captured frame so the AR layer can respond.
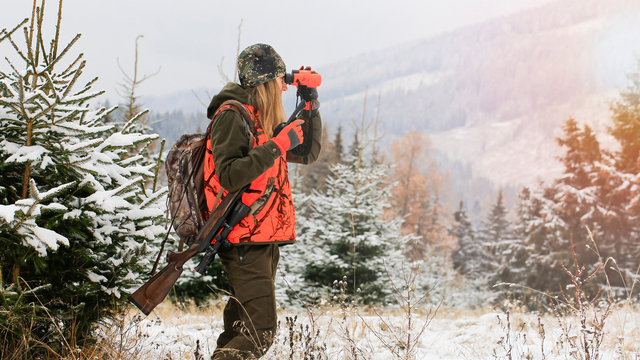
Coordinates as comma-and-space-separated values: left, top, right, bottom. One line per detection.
0, 204, 18, 222
5, 145, 49, 164
108, 257, 124, 266
63, 209, 82, 219
21, 225, 69, 255
33, 224, 69, 246
101, 286, 122, 298
0, 140, 21, 155
87, 270, 108, 283
40, 155, 54, 169
109, 303, 640, 359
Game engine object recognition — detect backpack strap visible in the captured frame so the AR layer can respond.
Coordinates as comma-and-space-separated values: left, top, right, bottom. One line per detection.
149, 101, 257, 275
210, 99, 256, 149
197, 100, 257, 220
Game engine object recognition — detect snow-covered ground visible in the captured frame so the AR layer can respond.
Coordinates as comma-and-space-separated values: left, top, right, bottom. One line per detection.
104, 300, 640, 359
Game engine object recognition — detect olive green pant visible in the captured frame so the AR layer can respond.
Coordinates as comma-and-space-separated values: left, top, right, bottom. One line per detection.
212, 244, 279, 360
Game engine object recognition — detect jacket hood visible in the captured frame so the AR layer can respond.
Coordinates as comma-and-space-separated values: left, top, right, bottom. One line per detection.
207, 82, 252, 119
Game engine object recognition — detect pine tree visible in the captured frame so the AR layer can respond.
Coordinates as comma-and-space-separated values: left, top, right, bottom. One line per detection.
610, 60, 640, 175
450, 201, 497, 278
479, 190, 515, 265
504, 120, 598, 294
551, 120, 610, 276
508, 118, 630, 295
479, 191, 508, 241
494, 188, 532, 289
275, 172, 311, 305
0, 2, 166, 351
333, 125, 344, 164
606, 61, 640, 275
492, 186, 559, 303
280, 137, 415, 304
106, 34, 164, 170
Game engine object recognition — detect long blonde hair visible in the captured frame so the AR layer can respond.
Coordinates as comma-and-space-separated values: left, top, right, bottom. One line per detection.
250, 79, 286, 139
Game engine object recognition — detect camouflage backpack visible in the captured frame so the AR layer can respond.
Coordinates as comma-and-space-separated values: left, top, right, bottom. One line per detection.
162, 100, 254, 253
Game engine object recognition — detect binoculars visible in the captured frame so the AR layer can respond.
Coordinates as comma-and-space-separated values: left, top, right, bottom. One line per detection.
285, 68, 322, 88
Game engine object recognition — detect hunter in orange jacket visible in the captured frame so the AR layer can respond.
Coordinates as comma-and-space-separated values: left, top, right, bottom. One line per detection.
205, 44, 322, 360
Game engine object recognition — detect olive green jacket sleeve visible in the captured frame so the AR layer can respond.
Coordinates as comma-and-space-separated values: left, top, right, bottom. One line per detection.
210, 109, 281, 192
210, 108, 323, 192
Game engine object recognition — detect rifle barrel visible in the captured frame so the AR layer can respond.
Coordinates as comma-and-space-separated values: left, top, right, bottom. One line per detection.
127, 187, 247, 315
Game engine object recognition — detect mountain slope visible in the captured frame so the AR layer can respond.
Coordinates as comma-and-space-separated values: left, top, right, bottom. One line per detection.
318, 0, 640, 186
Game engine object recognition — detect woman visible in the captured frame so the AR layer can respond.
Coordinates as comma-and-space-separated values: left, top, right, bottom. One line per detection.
204, 43, 322, 359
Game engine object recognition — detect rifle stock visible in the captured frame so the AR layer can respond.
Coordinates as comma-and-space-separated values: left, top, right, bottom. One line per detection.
128, 188, 245, 315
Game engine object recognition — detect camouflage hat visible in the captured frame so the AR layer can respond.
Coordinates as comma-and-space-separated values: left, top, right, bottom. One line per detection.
237, 43, 286, 87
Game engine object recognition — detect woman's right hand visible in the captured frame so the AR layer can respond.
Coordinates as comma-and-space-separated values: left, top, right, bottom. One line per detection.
272, 119, 304, 153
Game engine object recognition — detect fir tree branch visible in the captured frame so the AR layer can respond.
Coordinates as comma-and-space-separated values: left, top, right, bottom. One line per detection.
23, 100, 56, 125
73, 76, 99, 96
59, 52, 83, 77
12, 181, 41, 231
43, 33, 81, 74
191, 89, 209, 108
35, 3, 46, 68
27, 1, 37, 61
0, 18, 28, 45
113, 177, 145, 197
7, 36, 30, 64
61, 57, 84, 98
120, 109, 150, 134
140, 186, 168, 210
42, 71, 60, 101
90, 106, 117, 126
50, 109, 80, 126
52, 0, 63, 59
8, 59, 31, 123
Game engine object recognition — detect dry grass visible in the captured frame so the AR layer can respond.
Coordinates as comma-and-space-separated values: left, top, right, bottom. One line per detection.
3, 233, 639, 359
2, 295, 639, 359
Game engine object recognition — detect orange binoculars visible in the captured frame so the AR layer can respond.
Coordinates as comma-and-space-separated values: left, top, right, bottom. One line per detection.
285, 68, 322, 88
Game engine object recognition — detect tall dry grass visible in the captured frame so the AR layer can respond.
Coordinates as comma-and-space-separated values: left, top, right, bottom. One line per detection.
3, 293, 637, 359
3, 230, 639, 359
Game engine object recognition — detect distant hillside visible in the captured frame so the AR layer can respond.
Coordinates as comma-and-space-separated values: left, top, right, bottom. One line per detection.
318, 0, 640, 187
144, 0, 640, 221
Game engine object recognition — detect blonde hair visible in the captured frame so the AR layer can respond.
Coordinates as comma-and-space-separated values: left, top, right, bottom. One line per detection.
250, 79, 286, 139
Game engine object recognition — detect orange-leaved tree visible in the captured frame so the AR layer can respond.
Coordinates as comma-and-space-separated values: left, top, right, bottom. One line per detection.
388, 131, 451, 259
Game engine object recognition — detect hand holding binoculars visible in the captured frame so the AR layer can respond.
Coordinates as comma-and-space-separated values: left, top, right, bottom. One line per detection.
273, 66, 321, 142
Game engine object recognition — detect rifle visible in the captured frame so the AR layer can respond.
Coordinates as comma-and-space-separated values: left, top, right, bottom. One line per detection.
128, 186, 250, 315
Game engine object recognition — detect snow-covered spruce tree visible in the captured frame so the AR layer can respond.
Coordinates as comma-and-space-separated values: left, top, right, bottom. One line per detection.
0, 2, 166, 351
501, 120, 620, 298
515, 119, 623, 295
450, 201, 498, 279
477, 190, 512, 248
476, 190, 520, 282
493, 188, 537, 292
607, 62, 640, 276
280, 135, 414, 304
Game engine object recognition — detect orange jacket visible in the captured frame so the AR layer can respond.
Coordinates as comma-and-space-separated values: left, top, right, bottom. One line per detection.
204, 103, 296, 245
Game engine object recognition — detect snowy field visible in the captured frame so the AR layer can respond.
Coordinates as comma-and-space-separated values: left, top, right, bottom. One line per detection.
102, 300, 640, 360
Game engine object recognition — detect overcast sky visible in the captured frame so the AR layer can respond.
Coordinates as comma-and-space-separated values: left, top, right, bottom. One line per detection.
2, 0, 558, 103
